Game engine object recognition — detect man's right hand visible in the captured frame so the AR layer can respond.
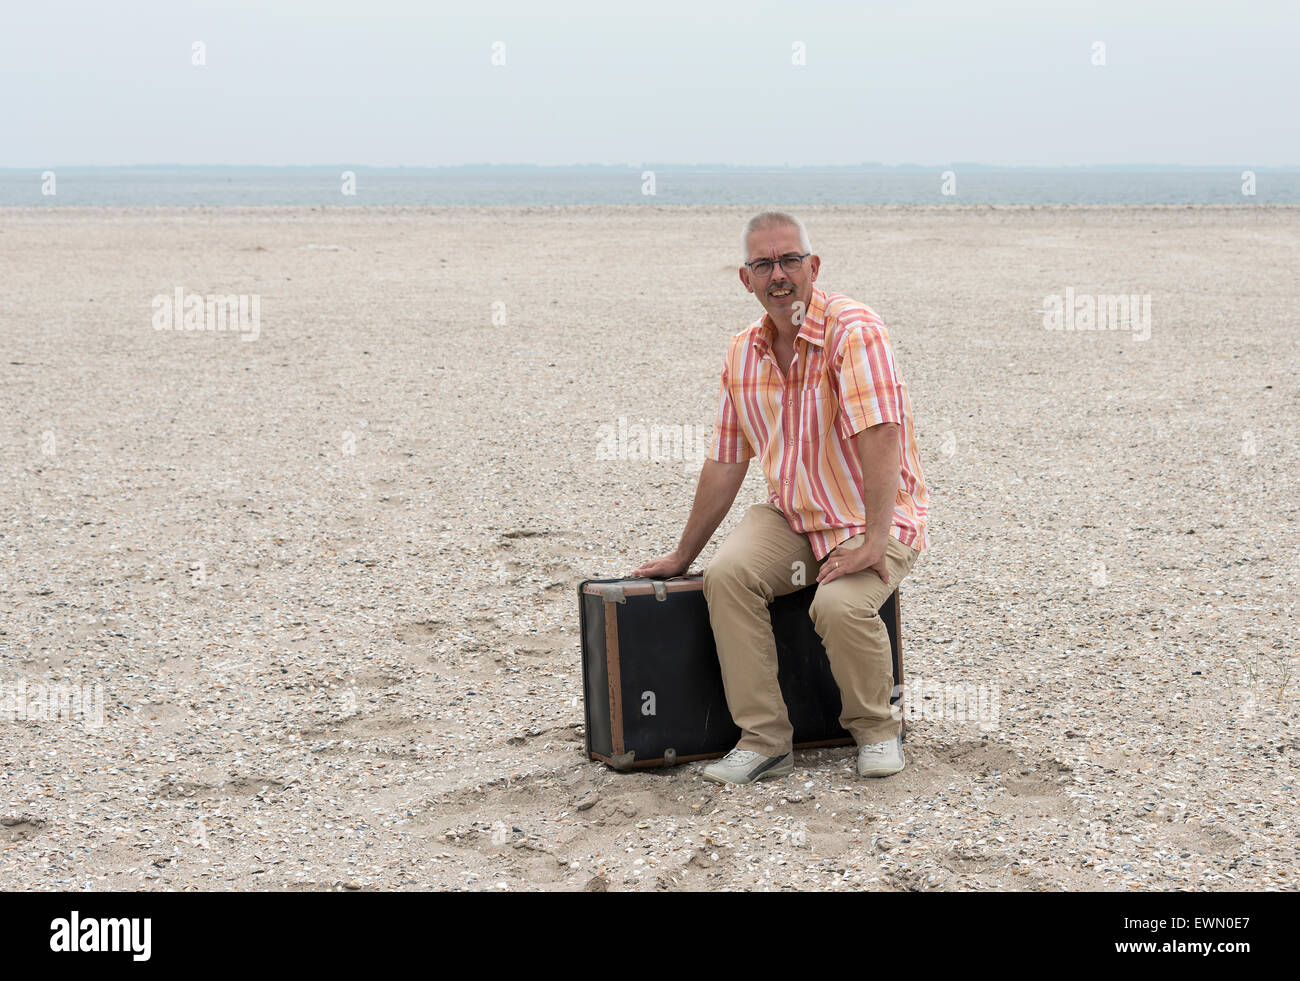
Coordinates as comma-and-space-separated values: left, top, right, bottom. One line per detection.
632, 551, 690, 579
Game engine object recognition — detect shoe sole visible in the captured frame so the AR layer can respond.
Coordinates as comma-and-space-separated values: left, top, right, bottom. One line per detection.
858, 750, 906, 778
701, 758, 793, 786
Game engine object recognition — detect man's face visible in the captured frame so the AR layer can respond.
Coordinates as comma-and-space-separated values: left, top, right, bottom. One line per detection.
739, 224, 820, 324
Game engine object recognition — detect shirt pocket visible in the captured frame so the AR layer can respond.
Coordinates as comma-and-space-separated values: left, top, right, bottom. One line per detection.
798, 378, 835, 448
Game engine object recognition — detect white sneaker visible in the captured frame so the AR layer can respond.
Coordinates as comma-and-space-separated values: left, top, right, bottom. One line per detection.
701, 747, 793, 785
857, 735, 905, 777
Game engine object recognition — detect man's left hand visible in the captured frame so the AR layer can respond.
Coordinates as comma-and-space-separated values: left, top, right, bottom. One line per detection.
816, 537, 890, 586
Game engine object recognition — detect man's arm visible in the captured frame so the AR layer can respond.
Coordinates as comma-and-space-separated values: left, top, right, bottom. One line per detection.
632, 457, 749, 578
857, 421, 899, 553
816, 422, 898, 585
818, 316, 907, 586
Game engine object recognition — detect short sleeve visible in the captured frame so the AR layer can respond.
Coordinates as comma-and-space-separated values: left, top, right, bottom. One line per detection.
836, 321, 905, 436
707, 360, 755, 463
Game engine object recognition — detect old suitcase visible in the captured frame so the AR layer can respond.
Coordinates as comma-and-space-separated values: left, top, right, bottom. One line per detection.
579, 575, 903, 770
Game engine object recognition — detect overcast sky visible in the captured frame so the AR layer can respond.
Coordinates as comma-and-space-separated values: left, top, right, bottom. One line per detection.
3, 0, 1297, 167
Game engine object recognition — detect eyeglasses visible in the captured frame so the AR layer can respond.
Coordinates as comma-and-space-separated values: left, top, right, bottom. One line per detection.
743, 253, 810, 277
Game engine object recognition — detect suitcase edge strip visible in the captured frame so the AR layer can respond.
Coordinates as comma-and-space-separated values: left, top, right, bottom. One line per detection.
603, 600, 624, 756
578, 584, 592, 758
893, 589, 906, 743
581, 576, 704, 600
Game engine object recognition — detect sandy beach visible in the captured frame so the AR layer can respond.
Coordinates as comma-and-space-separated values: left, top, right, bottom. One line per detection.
0, 203, 1296, 891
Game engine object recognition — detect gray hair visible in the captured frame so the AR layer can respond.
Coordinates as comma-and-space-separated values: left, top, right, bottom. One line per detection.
740, 211, 812, 265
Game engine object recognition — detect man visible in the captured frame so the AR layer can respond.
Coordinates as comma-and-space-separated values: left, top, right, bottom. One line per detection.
632, 211, 930, 785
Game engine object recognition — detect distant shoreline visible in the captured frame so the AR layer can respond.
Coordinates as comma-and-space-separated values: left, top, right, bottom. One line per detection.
4, 164, 1299, 172
4, 203, 1298, 214
6, 166, 1299, 207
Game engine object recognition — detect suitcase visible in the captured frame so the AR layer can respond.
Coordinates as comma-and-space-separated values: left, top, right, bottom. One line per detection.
579, 575, 903, 770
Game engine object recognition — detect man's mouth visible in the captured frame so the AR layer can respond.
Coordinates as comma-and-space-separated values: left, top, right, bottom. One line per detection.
770, 287, 794, 299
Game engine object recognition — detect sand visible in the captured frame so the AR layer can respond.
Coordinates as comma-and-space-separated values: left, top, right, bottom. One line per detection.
0, 204, 1296, 891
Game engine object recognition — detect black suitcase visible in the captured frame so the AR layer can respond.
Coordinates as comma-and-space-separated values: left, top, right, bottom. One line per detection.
579, 575, 903, 770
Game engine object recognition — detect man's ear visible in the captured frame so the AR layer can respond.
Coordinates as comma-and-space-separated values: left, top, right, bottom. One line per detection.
738, 267, 752, 292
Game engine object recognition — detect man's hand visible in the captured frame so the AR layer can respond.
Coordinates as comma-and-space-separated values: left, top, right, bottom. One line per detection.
816, 535, 889, 586
632, 551, 690, 579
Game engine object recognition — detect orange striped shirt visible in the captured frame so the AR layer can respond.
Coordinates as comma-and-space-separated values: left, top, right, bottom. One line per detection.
708, 286, 930, 560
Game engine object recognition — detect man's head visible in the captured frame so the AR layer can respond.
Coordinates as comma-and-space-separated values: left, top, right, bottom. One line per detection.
739, 211, 820, 327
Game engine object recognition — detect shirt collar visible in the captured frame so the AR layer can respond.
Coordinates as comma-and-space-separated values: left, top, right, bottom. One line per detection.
753, 285, 829, 353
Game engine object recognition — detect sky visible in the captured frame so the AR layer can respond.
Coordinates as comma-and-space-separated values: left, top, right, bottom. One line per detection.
2, 0, 1297, 167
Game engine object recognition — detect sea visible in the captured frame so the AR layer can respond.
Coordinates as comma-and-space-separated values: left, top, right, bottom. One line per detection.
3, 166, 1298, 207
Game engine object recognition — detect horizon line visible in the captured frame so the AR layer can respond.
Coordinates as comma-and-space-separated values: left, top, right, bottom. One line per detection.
4, 162, 1298, 171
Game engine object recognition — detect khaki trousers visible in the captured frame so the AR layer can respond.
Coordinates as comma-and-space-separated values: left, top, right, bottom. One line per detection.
702, 503, 920, 757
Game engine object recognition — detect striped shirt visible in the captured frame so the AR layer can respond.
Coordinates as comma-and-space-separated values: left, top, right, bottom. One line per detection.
707, 285, 930, 560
